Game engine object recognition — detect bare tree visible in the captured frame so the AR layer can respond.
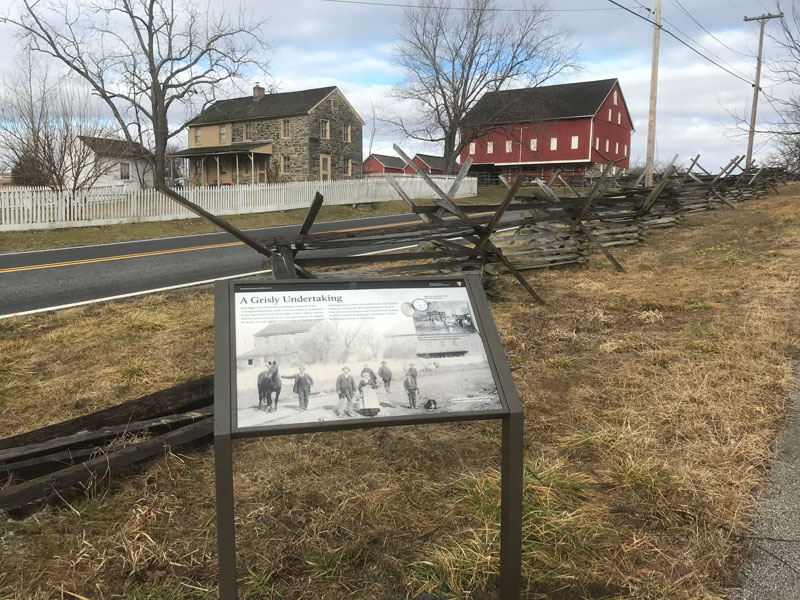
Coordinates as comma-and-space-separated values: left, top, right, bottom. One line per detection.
0, 52, 117, 191
3, 0, 269, 186
387, 0, 577, 174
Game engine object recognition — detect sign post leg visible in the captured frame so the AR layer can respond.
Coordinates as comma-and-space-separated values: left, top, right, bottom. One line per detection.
215, 434, 237, 599
500, 410, 524, 600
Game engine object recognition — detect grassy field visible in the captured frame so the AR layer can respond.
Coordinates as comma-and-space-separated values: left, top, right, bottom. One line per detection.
0, 187, 511, 254
0, 184, 798, 599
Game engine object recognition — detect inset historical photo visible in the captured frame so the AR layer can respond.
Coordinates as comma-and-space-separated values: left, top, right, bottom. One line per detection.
411, 300, 477, 336
232, 282, 503, 431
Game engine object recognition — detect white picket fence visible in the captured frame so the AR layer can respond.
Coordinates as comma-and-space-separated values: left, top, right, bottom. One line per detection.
0, 176, 477, 232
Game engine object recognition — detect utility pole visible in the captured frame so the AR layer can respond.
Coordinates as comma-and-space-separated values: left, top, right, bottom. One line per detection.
645, 0, 662, 187
743, 13, 782, 169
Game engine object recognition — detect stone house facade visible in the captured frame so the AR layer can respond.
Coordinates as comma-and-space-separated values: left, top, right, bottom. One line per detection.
172, 85, 364, 185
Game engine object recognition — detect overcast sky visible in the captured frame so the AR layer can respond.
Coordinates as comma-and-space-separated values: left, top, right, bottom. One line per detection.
1, 0, 794, 172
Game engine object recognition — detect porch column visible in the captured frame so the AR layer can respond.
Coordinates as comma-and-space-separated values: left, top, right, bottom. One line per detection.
215, 156, 220, 185
250, 153, 255, 184
236, 154, 240, 186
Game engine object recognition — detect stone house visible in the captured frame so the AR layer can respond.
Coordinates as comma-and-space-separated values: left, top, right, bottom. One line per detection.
172, 85, 364, 186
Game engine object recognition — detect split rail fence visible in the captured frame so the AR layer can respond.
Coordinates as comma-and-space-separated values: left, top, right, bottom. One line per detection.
0, 148, 789, 513
0, 175, 477, 232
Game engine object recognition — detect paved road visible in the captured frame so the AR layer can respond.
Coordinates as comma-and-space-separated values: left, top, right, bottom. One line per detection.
0, 212, 437, 318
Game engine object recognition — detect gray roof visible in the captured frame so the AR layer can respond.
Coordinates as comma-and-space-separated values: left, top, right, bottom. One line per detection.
415, 154, 449, 171
464, 78, 629, 126
187, 86, 338, 126
254, 320, 322, 338
369, 153, 406, 170
79, 136, 152, 159
169, 141, 273, 158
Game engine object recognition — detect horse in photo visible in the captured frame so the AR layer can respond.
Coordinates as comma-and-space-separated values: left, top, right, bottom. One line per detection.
257, 362, 283, 412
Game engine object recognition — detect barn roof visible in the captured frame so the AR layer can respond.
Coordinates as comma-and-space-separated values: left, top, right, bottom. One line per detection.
187, 86, 341, 126
253, 320, 322, 338
464, 78, 630, 127
78, 136, 153, 159
414, 154, 450, 170
368, 153, 406, 170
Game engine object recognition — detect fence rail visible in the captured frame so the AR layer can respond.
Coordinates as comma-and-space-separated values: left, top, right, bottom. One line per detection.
0, 176, 477, 232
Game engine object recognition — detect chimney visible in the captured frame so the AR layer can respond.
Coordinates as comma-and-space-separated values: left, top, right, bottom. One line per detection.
253, 82, 265, 100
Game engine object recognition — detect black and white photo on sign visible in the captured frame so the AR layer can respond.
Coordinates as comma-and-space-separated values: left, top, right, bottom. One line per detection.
233, 285, 501, 430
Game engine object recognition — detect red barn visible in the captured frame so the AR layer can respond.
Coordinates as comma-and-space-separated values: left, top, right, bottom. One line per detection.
402, 154, 451, 175
363, 153, 406, 175
460, 78, 633, 183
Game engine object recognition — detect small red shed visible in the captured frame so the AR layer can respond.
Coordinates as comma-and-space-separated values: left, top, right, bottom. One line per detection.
363, 153, 406, 175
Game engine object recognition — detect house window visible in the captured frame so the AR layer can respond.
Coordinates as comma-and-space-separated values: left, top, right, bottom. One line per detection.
615, 142, 619, 154
194, 160, 202, 174
595, 137, 599, 150
282, 119, 290, 138
570, 136, 579, 150
530, 138, 537, 151
320, 119, 330, 139
331, 97, 338, 111
219, 125, 227, 142
342, 123, 351, 142
248, 359, 253, 366
220, 158, 227, 174
282, 155, 290, 174
194, 128, 201, 144
487, 141, 493, 154
505, 140, 512, 153
608, 108, 612, 121
550, 137, 557, 151
617, 112, 621, 125
243, 160, 251, 174
344, 157, 352, 176
605, 139, 609, 152
119, 162, 130, 180
469, 142, 476, 154
613, 90, 618, 105
245, 123, 253, 140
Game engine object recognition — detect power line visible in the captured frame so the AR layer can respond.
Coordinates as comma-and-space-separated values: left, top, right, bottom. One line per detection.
321, 0, 639, 11
606, 0, 755, 86
670, 0, 756, 59
661, 15, 753, 81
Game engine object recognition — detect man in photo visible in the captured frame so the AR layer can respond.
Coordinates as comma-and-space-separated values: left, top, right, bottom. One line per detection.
282, 366, 314, 410
378, 361, 392, 392
404, 371, 419, 409
361, 364, 378, 387
407, 363, 418, 384
336, 366, 356, 417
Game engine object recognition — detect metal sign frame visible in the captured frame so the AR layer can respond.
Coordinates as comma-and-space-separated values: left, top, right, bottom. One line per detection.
214, 275, 523, 599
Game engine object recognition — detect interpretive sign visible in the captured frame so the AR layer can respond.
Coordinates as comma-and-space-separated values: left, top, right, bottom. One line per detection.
232, 279, 505, 433
214, 276, 523, 599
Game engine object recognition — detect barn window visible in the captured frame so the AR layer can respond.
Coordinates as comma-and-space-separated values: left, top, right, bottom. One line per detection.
608, 109, 612, 121
505, 140, 512, 153
615, 142, 619, 154
570, 136, 579, 150
617, 112, 621, 125
605, 139, 609, 152
550, 137, 557, 151
487, 141, 493, 154
613, 90, 618, 105
530, 138, 537, 151
624, 144, 628, 156
595, 137, 599, 150
469, 142, 475, 154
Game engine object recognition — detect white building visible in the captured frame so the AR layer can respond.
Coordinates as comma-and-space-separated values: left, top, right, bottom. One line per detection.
77, 136, 155, 190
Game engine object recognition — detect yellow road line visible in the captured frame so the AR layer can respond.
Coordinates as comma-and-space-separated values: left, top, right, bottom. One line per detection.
0, 211, 494, 275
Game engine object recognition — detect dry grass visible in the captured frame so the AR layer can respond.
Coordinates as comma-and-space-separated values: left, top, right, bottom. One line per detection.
0, 184, 798, 599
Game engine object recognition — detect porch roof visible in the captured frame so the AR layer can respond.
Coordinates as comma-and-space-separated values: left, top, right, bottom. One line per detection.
169, 141, 273, 158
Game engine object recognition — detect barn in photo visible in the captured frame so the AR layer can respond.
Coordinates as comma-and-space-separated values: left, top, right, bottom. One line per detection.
460, 78, 633, 183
